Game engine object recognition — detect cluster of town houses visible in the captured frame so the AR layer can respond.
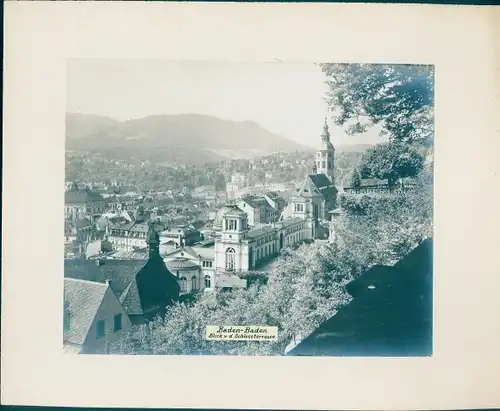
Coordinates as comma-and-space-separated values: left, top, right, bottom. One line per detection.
63, 119, 392, 354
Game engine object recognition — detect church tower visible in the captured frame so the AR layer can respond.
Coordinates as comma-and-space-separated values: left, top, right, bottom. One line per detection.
214, 205, 250, 273
315, 118, 335, 183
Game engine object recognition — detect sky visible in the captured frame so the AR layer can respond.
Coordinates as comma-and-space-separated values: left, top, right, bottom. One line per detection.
67, 60, 384, 148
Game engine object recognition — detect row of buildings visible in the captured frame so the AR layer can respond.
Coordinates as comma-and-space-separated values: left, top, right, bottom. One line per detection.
63, 118, 373, 354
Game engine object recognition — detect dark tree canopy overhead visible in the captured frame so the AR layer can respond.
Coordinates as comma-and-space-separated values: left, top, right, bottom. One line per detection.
319, 63, 434, 147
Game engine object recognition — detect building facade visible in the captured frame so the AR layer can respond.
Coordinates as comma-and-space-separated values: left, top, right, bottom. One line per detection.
64, 189, 106, 223
63, 278, 132, 354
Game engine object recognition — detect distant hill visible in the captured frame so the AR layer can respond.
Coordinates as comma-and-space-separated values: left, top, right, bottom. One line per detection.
66, 113, 121, 140
66, 113, 308, 165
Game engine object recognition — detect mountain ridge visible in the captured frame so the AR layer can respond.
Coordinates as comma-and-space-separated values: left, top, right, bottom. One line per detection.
66, 113, 309, 164
66, 113, 372, 164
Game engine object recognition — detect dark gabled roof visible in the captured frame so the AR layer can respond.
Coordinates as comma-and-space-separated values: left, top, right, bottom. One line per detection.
241, 195, 268, 209
108, 221, 136, 231
265, 191, 280, 200
65, 190, 104, 204
64, 278, 109, 345
307, 174, 338, 200
295, 173, 337, 200
64, 259, 146, 315
287, 239, 433, 357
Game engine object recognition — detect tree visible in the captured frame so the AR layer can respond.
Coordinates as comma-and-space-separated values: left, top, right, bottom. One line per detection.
358, 141, 425, 188
333, 171, 433, 268
350, 168, 361, 190
319, 63, 434, 147
113, 240, 354, 356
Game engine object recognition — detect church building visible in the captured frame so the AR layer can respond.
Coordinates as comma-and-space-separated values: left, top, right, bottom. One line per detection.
282, 118, 338, 239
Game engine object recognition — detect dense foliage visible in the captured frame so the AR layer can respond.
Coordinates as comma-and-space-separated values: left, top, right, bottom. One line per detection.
112, 166, 433, 356
108, 64, 435, 356
66, 148, 366, 193
319, 63, 434, 146
319, 63, 434, 184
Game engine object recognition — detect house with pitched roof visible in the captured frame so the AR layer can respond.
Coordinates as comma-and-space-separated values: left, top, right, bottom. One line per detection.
64, 226, 180, 326
64, 188, 106, 223
63, 278, 131, 354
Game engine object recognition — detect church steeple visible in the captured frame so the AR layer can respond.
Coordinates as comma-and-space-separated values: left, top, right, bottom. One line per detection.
147, 224, 160, 259
321, 117, 331, 142
315, 117, 335, 183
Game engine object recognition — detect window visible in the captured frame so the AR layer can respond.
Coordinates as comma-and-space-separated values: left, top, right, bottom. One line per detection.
96, 320, 105, 339
192, 276, 198, 290
113, 314, 122, 332
295, 203, 304, 212
225, 247, 236, 271
226, 219, 237, 231
322, 161, 326, 168
179, 277, 187, 292
205, 275, 211, 288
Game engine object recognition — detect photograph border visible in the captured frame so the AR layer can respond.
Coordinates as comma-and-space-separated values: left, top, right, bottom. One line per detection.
3, 2, 500, 409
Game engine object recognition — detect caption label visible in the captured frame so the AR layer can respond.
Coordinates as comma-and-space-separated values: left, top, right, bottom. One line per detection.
205, 325, 278, 341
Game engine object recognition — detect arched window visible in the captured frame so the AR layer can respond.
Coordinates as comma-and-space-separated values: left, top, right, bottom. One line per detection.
191, 276, 197, 290
179, 277, 187, 292
204, 275, 211, 288
225, 247, 236, 271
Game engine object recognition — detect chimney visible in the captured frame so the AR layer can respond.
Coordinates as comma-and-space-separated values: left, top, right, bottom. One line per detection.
95, 259, 103, 266
105, 279, 112, 287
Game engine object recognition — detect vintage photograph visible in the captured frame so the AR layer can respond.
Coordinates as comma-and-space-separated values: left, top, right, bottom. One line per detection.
63, 60, 434, 356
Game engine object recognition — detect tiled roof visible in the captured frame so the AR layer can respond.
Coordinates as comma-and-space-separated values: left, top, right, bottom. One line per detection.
186, 246, 215, 260
240, 195, 267, 209
65, 190, 104, 204
247, 225, 275, 239
274, 217, 304, 229
306, 174, 338, 200
265, 191, 280, 200
129, 222, 150, 233
65, 259, 146, 315
287, 239, 433, 357
107, 250, 148, 260
108, 221, 136, 231
166, 258, 200, 270
161, 226, 197, 236
119, 279, 143, 315
64, 278, 109, 345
